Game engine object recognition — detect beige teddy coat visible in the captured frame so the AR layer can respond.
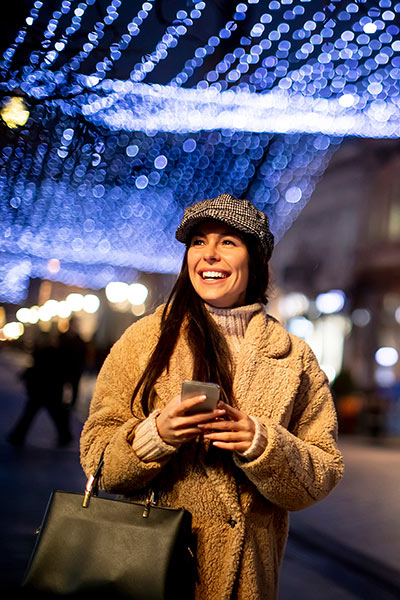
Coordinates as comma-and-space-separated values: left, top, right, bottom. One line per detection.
80, 305, 343, 600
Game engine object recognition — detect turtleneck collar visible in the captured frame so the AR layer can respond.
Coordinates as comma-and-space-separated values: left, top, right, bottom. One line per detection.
205, 302, 264, 355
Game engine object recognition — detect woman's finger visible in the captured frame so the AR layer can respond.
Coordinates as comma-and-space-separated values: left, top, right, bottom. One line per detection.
203, 429, 251, 441
217, 401, 244, 421
198, 420, 242, 432
172, 427, 206, 442
198, 416, 254, 434
176, 394, 225, 418
156, 393, 227, 445
211, 441, 250, 452
173, 410, 226, 428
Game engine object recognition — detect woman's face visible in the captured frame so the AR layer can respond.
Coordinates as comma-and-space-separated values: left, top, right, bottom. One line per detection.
187, 220, 249, 308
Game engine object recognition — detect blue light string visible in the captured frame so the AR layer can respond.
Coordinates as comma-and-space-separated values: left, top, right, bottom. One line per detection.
37, 0, 76, 53
129, 1, 205, 83
276, 10, 345, 97
59, 0, 123, 77
223, 4, 341, 93
40, 1, 92, 69
0, 0, 45, 75
27, 1, 89, 76
88, 1, 156, 83
169, 1, 247, 88
214, 2, 295, 91
170, 0, 315, 91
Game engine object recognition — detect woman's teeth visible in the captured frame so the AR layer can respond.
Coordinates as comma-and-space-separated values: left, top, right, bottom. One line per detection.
201, 271, 228, 280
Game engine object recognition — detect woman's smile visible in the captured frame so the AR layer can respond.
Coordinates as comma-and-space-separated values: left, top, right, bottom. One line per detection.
187, 220, 249, 308
199, 269, 229, 281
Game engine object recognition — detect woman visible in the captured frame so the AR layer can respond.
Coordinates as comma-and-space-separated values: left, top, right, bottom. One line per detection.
80, 193, 343, 600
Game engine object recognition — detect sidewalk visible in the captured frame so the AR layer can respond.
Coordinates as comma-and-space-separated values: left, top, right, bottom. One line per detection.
1, 347, 399, 599
281, 437, 400, 599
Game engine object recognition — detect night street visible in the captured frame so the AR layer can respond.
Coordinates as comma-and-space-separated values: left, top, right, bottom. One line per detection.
1, 3, 400, 598
1, 347, 399, 599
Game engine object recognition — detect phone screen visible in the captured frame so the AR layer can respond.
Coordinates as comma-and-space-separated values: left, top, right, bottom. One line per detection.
181, 380, 220, 415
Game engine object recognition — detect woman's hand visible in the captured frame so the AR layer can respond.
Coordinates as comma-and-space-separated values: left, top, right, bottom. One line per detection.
156, 394, 226, 447
198, 401, 255, 453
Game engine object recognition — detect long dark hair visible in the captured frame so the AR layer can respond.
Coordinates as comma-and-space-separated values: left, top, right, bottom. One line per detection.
131, 231, 270, 417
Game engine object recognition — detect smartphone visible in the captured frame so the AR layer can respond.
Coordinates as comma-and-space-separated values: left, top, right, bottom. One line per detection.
181, 380, 220, 415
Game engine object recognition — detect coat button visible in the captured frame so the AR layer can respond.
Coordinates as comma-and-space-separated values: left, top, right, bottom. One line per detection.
228, 518, 237, 528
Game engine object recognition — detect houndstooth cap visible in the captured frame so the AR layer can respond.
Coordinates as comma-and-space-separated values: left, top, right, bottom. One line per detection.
175, 193, 274, 261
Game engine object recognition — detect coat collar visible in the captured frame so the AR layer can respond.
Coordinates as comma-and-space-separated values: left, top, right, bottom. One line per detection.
244, 309, 292, 359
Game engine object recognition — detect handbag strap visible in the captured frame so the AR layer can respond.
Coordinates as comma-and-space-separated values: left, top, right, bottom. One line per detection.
82, 452, 104, 508
82, 452, 157, 518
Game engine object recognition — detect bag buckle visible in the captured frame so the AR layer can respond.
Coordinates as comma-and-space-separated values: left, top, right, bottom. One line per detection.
142, 490, 156, 518
82, 475, 95, 508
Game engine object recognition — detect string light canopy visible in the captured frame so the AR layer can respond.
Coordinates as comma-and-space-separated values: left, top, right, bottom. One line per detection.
0, 0, 399, 303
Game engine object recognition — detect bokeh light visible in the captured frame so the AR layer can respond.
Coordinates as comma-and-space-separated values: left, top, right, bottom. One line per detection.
316, 290, 346, 314
375, 346, 399, 367
66, 293, 84, 312
82, 294, 101, 313
105, 282, 130, 303
3, 321, 24, 339
1, 2, 400, 301
128, 283, 148, 305
351, 308, 371, 327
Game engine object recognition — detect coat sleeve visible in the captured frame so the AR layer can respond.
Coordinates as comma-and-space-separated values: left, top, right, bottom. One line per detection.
80, 318, 173, 495
234, 344, 344, 511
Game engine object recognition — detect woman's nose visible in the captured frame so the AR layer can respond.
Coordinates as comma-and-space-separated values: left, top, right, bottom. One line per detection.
203, 242, 220, 262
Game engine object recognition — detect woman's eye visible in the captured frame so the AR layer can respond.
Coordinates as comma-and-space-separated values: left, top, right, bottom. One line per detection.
222, 239, 235, 245
191, 239, 204, 246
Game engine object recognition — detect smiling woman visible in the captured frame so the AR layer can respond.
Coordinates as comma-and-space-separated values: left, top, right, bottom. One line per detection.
187, 222, 249, 308
80, 193, 343, 600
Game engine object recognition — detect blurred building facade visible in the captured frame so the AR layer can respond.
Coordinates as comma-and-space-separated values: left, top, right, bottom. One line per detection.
271, 138, 400, 436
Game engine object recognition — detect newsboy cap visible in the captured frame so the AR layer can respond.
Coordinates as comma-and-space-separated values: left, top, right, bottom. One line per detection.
175, 193, 274, 261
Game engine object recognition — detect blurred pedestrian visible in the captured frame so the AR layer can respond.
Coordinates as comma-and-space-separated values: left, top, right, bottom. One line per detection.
59, 317, 86, 408
81, 194, 344, 599
7, 328, 72, 447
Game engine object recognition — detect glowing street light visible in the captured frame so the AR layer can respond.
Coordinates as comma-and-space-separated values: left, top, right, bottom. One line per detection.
375, 347, 399, 367
16, 308, 32, 323
57, 301, 72, 319
0, 97, 30, 129
83, 294, 100, 313
3, 321, 24, 339
128, 283, 148, 306
105, 282, 129, 303
316, 290, 345, 314
66, 293, 84, 311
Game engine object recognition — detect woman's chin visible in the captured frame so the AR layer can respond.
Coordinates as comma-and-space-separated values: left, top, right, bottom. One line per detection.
203, 297, 244, 309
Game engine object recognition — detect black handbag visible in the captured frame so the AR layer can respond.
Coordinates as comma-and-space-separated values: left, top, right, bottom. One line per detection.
22, 454, 196, 599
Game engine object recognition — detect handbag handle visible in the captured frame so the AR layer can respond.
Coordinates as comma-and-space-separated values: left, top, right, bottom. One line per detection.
82, 452, 104, 508
82, 452, 157, 518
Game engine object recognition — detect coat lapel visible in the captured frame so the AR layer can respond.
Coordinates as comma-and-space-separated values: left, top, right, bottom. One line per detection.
233, 311, 301, 427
